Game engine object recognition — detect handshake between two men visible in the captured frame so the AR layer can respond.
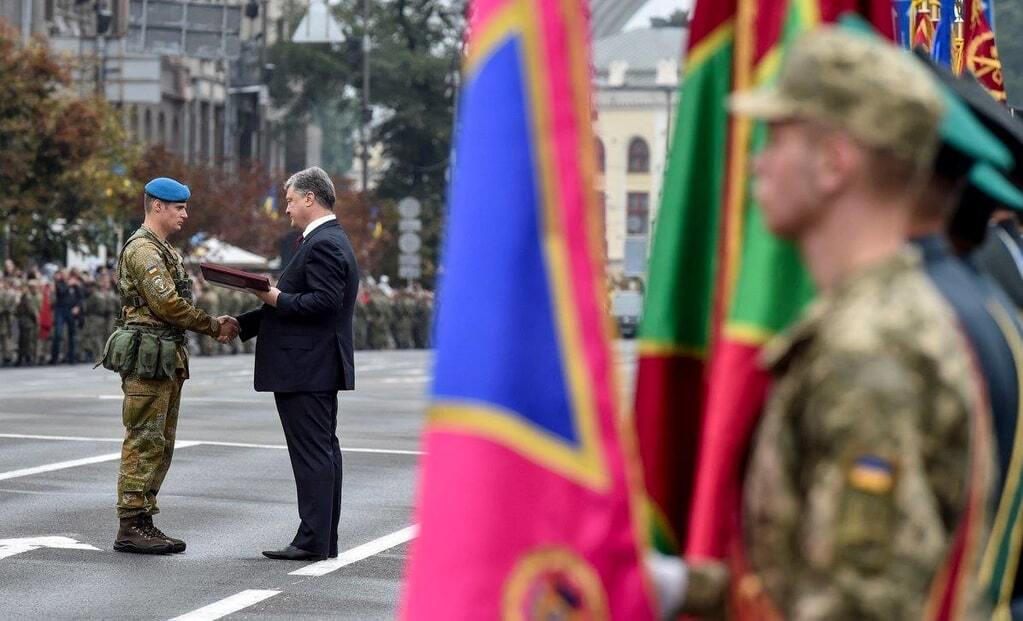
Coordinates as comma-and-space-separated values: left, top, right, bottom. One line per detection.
213, 286, 283, 343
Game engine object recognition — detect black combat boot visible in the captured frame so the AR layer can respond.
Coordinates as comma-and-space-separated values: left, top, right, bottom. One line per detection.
141, 515, 186, 553
113, 516, 174, 554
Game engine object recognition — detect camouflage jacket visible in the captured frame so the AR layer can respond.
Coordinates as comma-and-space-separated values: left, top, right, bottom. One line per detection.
117, 227, 219, 376
741, 248, 995, 620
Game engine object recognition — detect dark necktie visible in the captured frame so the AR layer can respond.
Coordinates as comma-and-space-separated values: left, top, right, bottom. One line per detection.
293, 234, 304, 250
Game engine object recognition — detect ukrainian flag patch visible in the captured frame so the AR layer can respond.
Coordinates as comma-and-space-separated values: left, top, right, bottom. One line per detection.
848, 455, 895, 494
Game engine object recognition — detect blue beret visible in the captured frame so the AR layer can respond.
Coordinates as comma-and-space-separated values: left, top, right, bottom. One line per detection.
145, 177, 190, 202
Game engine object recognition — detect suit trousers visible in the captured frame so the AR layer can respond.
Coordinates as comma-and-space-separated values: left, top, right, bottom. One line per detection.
274, 391, 343, 557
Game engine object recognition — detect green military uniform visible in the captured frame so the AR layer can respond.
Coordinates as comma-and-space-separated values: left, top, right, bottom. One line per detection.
353, 295, 368, 350
412, 291, 433, 349
101, 284, 119, 341
1, 282, 17, 364
16, 286, 39, 366
393, 293, 415, 349
738, 249, 994, 619
80, 284, 107, 364
113, 225, 220, 520
195, 284, 220, 356
367, 290, 396, 350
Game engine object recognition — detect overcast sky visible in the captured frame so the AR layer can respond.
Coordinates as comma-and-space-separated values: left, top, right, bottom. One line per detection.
623, 0, 694, 31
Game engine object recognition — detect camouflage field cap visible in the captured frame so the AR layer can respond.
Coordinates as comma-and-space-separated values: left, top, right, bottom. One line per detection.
728, 26, 944, 168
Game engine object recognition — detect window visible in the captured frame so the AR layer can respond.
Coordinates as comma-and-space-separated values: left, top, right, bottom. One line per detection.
627, 137, 649, 173
595, 138, 605, 173
627, 192, 649, 235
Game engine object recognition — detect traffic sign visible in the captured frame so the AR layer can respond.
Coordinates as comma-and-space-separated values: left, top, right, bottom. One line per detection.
399, 232, 422, 255
398, 197, 422, 219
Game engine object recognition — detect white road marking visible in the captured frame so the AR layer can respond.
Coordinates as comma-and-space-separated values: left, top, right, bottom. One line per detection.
168, 589, 281, 621
0, 536, 101, 560
0, 434, 423, 455
0, 442, 201, 481
289, 525, 419, 577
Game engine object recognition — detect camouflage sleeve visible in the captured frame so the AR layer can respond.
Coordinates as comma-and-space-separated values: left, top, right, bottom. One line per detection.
124, 242, 220, 338
781, 352, 969, 620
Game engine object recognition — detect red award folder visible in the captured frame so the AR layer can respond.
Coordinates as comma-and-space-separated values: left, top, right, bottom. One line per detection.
199, 263, 271, 292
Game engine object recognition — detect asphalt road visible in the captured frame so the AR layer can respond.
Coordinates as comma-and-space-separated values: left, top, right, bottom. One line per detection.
0, 342, 639, 620
0, 350, 431, 621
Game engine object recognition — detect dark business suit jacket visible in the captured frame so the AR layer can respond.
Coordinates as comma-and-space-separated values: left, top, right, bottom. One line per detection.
237, 219, 359, 392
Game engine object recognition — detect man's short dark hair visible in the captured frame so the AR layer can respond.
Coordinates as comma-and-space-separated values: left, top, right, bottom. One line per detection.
285, 167, 336, 209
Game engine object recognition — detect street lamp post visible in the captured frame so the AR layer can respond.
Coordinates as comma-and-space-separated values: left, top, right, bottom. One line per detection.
360, 0, 370, 193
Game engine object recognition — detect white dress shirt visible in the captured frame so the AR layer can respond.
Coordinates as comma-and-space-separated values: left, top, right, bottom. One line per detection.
302, 214, 337, 240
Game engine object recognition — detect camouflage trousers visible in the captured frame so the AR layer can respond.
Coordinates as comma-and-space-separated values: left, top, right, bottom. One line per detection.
116, 373, 184, 518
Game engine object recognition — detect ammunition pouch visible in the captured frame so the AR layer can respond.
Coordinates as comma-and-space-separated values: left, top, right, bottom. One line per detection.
97, 324, 184, 379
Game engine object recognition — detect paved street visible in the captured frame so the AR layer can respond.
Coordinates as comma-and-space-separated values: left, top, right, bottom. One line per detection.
0, 343, 638, 620
0, 350, 430, 620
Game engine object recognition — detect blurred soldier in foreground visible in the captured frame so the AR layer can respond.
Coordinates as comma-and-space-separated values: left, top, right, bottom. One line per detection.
102, 177, 237, 555
650, 28, 994, 619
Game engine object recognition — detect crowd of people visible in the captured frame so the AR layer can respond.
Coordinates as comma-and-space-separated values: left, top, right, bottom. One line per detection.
0, 258, 435, 367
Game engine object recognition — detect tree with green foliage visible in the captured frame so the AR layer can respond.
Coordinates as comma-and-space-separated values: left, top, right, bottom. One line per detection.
267, 0, 465, 284
0, 20, 140, 263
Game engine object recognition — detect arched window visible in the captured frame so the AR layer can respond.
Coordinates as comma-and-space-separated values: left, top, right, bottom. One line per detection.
595, 138, 605, 173
144, 108, 153, 143
158, 111, 166, 145
627, 137, 650, 173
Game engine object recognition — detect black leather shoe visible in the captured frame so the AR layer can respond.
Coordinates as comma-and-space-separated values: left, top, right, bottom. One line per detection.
261, 545, 325, 561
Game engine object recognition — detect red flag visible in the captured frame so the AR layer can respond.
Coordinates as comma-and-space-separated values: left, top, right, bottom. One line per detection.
962, 0, 1006, 101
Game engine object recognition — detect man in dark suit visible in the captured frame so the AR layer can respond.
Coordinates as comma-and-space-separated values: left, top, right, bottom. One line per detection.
233, 166, 359, 561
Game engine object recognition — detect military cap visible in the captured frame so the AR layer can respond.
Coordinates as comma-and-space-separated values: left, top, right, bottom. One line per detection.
728, 26, 944, 168
969, 162, 1023, 211
907, 48, 1014, 174
835, 14, 1011, 173
144, 177, 190, 202
911, 48, 1023, 183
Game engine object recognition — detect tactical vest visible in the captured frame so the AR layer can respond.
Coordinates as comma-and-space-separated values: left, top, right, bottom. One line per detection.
117, 228, 195, 314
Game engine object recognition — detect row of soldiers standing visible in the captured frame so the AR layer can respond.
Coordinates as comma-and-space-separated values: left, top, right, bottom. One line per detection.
0, 269, 437, 365
189, 275, 435, 355
0, 272, 120, 366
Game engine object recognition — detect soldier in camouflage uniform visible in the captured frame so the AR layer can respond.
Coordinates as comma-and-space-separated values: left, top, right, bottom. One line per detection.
353, 286, 369, 350
80, 277, 108, 364
650, 29, 996, 620
108, 177, 235, 555
367, 286, 396, 350
0, 280, 15, 365
412, 288, 433, 349
392, 290, 415, 349
194, 278, 220, 356
100, 276, 119, 342
16, 280, 40, 366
